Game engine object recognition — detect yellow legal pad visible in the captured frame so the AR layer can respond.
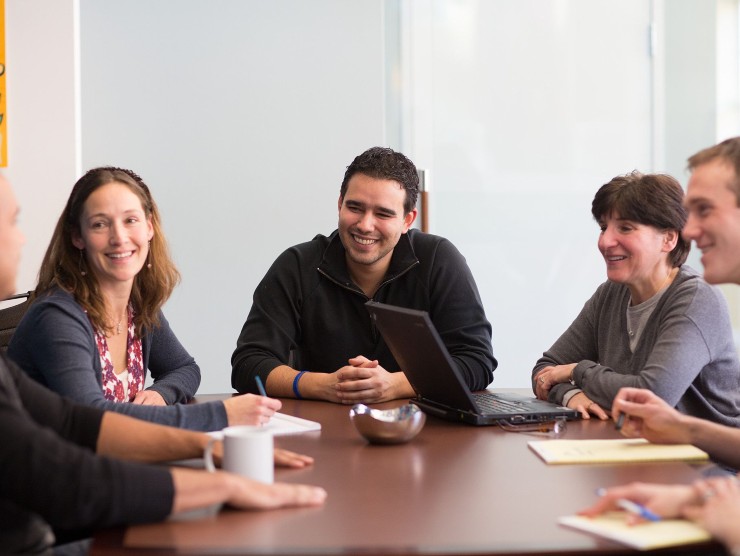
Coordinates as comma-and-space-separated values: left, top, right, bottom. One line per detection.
559, 513, 711, 550
528, 438, 709, 465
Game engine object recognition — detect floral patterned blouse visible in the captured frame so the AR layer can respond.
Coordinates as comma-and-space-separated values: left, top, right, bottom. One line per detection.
93, 306, 145, 402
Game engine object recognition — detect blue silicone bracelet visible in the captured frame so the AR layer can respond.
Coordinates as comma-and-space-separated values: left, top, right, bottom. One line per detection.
293, 370, 307, 399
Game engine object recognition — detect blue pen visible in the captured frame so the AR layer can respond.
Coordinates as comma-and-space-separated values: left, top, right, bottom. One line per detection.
255, 376, 267, 397
596, 488, 661, 522
614, 498, 661, 522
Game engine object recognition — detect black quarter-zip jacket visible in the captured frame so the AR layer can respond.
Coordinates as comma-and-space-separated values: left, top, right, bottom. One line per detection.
232, 229, 496, 394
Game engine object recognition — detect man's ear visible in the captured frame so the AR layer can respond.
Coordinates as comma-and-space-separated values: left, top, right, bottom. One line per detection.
402, 209, 418, 233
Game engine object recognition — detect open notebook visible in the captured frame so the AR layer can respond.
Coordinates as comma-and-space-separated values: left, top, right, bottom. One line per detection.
559, 513, 711, 550
528, 438, 709, 465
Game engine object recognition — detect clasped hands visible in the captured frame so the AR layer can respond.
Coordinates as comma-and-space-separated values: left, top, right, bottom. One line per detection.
331, 355, 407, 404
533, 364, 608, 420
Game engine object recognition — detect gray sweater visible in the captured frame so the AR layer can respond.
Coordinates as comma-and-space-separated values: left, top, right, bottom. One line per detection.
8, 288, 227, 431
533, 266, 740, 427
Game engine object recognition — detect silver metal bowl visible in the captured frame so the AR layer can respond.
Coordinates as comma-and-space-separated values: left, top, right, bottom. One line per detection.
349, 403, 426, 444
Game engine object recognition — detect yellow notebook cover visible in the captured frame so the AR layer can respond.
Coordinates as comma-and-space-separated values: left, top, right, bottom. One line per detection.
559, 513, 711, 550
528, 438, 709, 464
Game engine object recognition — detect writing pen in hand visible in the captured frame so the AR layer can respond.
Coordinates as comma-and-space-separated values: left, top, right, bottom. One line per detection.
615, 412, 625, 431
596, 488, 661, 522
254, 376, 270, 426
255, 375, 267, 397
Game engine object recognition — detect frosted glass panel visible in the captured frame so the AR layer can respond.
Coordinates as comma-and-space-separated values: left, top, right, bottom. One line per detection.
80, 0, 388, 393
405, 1, 653, 387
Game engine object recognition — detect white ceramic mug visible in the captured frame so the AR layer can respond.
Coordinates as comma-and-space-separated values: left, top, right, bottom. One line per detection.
204, 426, 274, 484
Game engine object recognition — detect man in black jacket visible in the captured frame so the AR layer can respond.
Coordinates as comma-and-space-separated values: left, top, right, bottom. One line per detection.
232, 147, 496, 403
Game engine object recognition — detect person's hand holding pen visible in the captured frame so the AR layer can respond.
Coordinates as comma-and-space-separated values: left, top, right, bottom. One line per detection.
253, 375, 316, 469
222, 377, 281, 427
610, 387, 692, 444
255, 376, 268, 398
580, 477, 740, 556
579, 482, 699, 524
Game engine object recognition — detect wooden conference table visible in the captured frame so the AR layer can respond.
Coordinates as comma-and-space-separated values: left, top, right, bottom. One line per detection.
91, 391, 723, 555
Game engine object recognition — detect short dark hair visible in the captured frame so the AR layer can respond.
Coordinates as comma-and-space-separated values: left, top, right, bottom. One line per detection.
591, 171, 690, 267
687, 136, 740, 206
340, 147, 419, 214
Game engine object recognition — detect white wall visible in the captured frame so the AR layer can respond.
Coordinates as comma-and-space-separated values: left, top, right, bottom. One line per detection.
79, 0, 388, 392
663, 0, 718, 181
401, 0, 654, 387
4, 0, 80, 293
6, 0, 736, 393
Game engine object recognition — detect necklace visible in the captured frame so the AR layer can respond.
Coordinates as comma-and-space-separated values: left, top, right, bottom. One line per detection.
110, 309, 127, 336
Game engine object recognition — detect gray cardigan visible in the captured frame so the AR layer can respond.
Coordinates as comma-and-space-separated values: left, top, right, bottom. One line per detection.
532, 266, 740, 427
8, 288, 227, 431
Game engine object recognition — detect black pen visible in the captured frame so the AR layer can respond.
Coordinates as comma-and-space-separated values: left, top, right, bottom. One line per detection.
615, 412, 625, 431
255, 376, 267, 397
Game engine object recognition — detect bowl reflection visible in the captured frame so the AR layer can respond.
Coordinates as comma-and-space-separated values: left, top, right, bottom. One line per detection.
349, 403, 426, 444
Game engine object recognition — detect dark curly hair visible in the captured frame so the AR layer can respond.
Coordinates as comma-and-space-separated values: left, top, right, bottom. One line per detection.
340, 147, 419, 214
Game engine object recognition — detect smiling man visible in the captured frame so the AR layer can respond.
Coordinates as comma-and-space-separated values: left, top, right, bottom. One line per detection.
232, 147, 496, 403
683, 138, 740, 285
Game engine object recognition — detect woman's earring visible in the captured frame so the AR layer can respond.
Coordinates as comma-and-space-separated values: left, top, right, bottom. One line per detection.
146, 241, 152, 269
78, 249, 87, 276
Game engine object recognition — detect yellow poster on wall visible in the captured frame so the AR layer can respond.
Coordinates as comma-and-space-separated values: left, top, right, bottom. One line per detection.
0, 0, 6, 167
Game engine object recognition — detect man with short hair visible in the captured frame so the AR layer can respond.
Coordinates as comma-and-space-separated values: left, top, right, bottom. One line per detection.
682, 138, 740, 285
231, 147, 496, 403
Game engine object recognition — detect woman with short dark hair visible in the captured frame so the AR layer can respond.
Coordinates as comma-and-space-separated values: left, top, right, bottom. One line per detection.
532, 171, 740, 425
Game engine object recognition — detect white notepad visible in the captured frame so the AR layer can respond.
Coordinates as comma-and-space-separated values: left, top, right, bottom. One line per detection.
265, 412, 322, 435
209, 412, 321, 437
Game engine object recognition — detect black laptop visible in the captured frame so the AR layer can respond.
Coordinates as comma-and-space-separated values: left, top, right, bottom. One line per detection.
366, 301, 579, 426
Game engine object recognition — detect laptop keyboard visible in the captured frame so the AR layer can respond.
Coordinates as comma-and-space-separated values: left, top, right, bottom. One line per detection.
472, 393, 525, 413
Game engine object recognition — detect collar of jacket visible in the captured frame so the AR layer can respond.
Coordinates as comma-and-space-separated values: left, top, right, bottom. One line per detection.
317, 230, 420, 296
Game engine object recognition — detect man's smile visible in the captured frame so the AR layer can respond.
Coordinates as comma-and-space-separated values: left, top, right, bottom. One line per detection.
352, 235, 378, 246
